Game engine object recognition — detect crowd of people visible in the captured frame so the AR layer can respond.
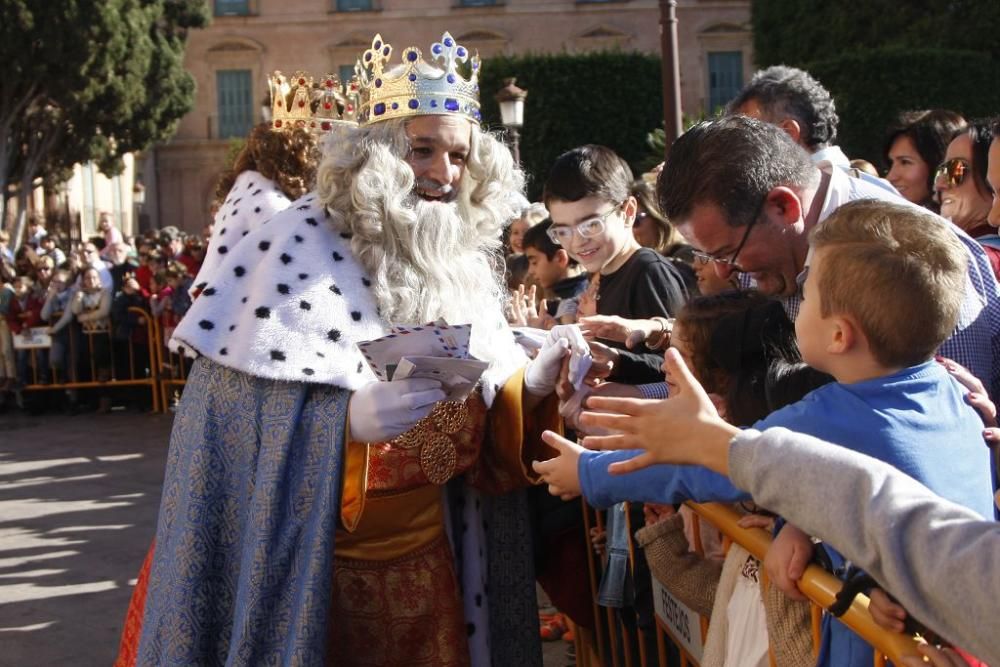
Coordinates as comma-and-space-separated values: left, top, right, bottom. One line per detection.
0, 209, 211, 410
4, 32, 999, 666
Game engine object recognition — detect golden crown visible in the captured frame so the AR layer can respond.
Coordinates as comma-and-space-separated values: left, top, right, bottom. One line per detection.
355, 32, 481, 126
268, 70, 360, 134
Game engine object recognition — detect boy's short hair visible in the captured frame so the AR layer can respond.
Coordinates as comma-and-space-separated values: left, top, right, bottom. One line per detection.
809, 200, 967, 368
543, 145, 633, 206
522, 220, 578, 267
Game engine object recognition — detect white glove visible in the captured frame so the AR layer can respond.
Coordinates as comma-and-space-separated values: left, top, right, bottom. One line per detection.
348, 378, 446, 443
524, 338, 570, 396
552, 324, 594, 386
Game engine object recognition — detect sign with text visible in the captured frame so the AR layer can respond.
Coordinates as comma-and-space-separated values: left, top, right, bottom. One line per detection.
12, 327, 51, 350
652, 576, 704, 663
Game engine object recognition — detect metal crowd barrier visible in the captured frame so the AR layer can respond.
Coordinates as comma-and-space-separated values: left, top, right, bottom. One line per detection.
572, 500, 924, 666
19, 306, 159, 411
150, 319, 190, 413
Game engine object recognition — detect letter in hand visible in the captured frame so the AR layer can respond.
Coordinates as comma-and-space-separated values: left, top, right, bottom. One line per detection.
578, 348, 739, 475
533, 431, 585, 500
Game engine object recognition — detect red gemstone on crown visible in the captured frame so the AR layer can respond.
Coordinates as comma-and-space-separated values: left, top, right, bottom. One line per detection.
322, 121, 331, 130
326, 79, 334, 87
298, 100, 306, 108
346, 105, 354, 112
324, 102, 332, 110
275, 120, 283, 127
277, 100, 283, 107
298, 78, 306, 85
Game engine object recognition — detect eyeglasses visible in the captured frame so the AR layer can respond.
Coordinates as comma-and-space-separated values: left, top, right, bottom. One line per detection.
690, 203, 763, 269
546, 204, 623, 245
935, 158, 970, 188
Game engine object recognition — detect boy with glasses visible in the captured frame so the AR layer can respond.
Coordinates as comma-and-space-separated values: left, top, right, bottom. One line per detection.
544, 145, 688, 384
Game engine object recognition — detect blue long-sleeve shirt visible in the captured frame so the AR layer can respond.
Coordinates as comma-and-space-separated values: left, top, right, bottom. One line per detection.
579, 360, 994, 667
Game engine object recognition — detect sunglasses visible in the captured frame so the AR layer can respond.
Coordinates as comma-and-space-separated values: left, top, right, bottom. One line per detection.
934, 158, 970, 188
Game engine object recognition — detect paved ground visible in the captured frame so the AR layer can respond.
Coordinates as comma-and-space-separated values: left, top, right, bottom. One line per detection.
0, 409, 571, 666
0, 410, 173, 666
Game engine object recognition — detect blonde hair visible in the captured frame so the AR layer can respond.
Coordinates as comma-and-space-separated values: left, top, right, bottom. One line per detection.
809, 200, 966, 368
631, 179, 686, 255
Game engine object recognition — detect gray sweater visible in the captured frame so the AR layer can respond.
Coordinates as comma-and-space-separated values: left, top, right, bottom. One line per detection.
729, 427, 998, 663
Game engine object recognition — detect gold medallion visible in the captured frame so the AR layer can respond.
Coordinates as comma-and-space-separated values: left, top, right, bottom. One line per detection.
431, 401, 469, 435
420, 432, 458, 485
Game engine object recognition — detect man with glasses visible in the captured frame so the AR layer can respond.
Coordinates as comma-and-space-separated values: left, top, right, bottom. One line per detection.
658, 116, 1000, 399
77, 242, 112, 292
544, 145, 688, 385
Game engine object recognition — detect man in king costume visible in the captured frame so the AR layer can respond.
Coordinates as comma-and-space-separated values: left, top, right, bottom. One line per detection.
122, 32, 575, 667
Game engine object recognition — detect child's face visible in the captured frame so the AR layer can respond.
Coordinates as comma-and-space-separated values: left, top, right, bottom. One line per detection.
524, 247, 565, 289
508, 219, 529, 254
794, 247, 835, 373
12, 278, 28, 297
547, 196, 634, 275
662, 321, 697, 396
81, 269, 101, 291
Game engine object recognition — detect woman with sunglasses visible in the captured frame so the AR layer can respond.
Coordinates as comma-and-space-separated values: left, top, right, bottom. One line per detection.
883, 109, 966, 212
936, 120, 1000, 279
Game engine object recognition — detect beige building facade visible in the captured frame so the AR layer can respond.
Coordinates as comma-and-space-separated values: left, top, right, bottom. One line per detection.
153, 0, 752, 233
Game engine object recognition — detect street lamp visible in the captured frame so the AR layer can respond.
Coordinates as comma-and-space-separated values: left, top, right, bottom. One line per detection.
495, 77, 527, 164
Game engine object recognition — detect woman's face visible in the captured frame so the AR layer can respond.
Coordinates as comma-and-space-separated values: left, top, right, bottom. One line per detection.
508, 219, 529, 254
937, 134, 991, 231
886, 135, 931, 206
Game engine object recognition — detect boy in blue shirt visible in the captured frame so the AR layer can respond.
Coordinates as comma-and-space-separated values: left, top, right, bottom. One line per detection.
533, 199, 995, 666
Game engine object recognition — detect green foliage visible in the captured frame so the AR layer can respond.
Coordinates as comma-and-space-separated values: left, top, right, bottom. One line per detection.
751, 0, 1000, 69
0, 0, 206, 210
479, 51, 663, 200
804, 48, 1000, 167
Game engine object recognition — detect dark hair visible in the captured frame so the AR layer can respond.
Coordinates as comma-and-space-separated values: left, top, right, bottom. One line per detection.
214, 123, 318, 205
765, 361, 833, 413
543, 145, 632, 206
727, 65, 839, 148
965, 119, 996, 199
882, 109, 967, 210
522, 219, 563, 262
657, 116, 815, 229
676, 291, 801, 427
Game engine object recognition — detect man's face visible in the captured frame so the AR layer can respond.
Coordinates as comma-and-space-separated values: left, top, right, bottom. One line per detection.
988, 139, 1000, 228
404, 115, 472, 203
547, 196, 631, 275
678, 200, 803, 297
109, 243, 129, 265
524, 247, 564, 288
82, 244, 99, 263
169, 238, 183, 256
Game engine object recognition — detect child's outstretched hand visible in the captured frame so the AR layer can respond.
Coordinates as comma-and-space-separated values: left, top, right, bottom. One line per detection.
764, 523, 814, 601
577, 348, 739, 475
534, 431, 585, 500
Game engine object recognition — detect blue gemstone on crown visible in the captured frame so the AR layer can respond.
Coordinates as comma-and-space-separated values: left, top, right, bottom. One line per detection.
432, 44, 442, 55
473, 110, 482, 121
444, 98, 459, 112
447, 74, 455, 84
375, 40, 382, 49
375, 78, 382, 87
408, 99, 419, 109
407, 51, 418, 62
364, 52, 372, 62
391, 102, 398, 110
457, 47, 467, 57
430, 100, 438, 108
374, 103, 386, 116
383, 46, 390, 56
409, 73, 417, 81
444, 37, 453, 47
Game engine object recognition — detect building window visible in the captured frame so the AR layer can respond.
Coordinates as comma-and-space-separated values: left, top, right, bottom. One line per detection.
217, 69, 254, 139
335, 0, 372, 11
339, 65, 356, 85
215, 0, 250, 15
458, 0, 497, 6
707, 51, 743, 113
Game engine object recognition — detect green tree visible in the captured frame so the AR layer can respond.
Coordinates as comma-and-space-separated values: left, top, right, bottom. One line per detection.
479, 51, 663, 200
0, 0, 209, 247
